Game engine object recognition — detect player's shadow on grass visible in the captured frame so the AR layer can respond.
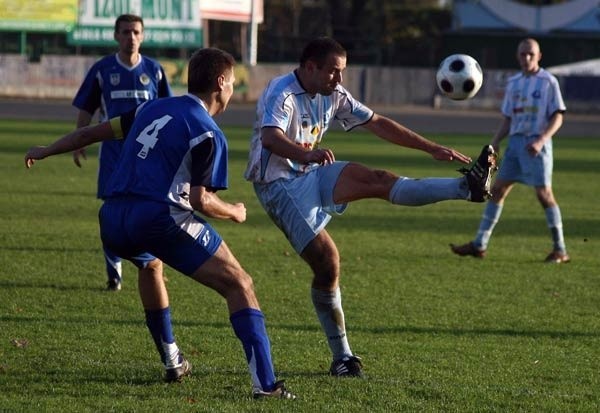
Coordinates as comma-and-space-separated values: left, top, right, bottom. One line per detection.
0, 279, 102, 292
0, 246, 98, 253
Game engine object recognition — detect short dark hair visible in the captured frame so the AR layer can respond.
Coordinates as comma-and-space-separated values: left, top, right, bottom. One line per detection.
188, 48, 236, 94
299, 37, 346, 68
115, 14, 144, 32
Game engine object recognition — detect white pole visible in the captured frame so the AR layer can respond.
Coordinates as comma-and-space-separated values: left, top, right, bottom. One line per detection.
249, 0, 258, 66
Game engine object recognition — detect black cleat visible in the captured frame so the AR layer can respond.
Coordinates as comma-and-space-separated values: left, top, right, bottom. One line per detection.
164, 354, 192, 383
106, 279, 122, 291
460, 145, 498, 203
329, 355, 363, 377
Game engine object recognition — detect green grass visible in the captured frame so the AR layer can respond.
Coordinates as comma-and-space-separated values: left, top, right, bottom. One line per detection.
1, 119, 599, 412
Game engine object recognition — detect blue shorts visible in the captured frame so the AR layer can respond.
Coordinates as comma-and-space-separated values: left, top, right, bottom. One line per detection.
497, 134, 554, 187
253, 162, 349, 254
99, 199, 222, 276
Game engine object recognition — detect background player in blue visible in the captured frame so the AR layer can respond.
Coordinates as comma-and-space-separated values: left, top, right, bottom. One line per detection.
450, 38, 569, 264
244, 37, 497, 377
72, 13, 172, 291
26, 48, 296, 400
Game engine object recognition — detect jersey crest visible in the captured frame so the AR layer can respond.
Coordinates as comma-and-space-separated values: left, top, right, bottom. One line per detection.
139, 73, 150, 86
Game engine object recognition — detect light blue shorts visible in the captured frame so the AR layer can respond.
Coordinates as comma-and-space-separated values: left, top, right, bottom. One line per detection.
253, 162, 349, 254
497, 134, 553, 187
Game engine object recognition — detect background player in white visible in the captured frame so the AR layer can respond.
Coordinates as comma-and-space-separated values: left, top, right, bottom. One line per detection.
72, 14, 172, 291
26, 48, 296, 400
450, 38, 569, 264
244, 36, 496, 377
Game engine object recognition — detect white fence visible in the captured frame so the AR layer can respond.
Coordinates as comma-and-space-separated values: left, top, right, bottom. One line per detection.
0, 54, 597, 113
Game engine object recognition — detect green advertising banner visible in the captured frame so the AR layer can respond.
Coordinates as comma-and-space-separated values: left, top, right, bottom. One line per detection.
67, 0, 202, 47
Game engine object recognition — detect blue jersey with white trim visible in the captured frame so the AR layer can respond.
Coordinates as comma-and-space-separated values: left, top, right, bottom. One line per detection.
501, 68, 566, 137
244, 71, 374, 183
73, 53, 171, 120
72, 53, 172, 198
104, 94, 229, 213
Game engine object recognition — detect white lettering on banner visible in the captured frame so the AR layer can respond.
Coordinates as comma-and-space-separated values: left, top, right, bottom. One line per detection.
79, 0, 200, 28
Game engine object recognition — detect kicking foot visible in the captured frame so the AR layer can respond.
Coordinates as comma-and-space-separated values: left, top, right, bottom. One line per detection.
460, 145, 498, 202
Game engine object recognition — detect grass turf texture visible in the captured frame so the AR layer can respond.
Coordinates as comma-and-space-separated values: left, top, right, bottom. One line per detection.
1, 119, 599, 412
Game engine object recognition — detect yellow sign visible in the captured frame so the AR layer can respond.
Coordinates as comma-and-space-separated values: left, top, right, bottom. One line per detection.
0, 0, 77, 31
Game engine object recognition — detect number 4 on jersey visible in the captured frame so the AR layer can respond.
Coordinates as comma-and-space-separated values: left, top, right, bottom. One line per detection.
136, 115, 173, 159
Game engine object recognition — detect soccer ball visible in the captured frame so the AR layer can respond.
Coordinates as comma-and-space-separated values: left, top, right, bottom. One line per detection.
436, 54, 483, 100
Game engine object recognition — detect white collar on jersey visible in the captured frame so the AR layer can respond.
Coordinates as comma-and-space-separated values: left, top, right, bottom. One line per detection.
185, 93, 208, 112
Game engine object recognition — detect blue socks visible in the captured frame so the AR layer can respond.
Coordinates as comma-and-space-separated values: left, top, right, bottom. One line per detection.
230, 308, 276, 392
145, 307, 179, 366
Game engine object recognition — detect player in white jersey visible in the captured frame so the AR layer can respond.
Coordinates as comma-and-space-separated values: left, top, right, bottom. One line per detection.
72, 14, 172, 291
244, 37, 497, 377
451, 38, 570, 263
25, 48, 296, 400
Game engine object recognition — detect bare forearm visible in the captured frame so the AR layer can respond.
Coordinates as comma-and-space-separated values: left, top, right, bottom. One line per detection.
361, 114, 471, 164
49, 123, 114, 155
76, 110, 93, 128
491, 117, 511, 148
261, 127, 311, 161
190, 187, 246, 223
540, 112, 563, 141
364, 115, 439, 154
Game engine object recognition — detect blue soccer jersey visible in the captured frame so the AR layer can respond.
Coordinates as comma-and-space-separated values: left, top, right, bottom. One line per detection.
104, 94, 229, 212
72, 53, 172, 198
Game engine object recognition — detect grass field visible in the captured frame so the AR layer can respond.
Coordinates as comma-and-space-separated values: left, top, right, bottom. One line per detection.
1, 119, 599, 412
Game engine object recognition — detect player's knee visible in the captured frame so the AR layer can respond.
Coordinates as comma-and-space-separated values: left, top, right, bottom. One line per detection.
141, 258, 162, 277
373, 168, 396, 181
371, 169, 398, 194
312, 256, 339, 288
232, 271, 256, 295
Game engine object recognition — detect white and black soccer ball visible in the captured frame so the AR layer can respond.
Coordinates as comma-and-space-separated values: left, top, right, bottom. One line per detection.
436, 54, 483, 100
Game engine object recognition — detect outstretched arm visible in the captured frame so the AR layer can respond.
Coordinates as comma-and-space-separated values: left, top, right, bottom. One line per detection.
25, 120, 116, 169
362, 113, 472, 164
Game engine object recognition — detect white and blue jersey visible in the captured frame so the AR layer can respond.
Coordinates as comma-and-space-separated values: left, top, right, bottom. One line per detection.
72, 53, 172, 198
497, 68, 566, 187
105, 94, 228, 209
501, 68, 566, 138
99, 94, 228, 275
244, 70, 373, 183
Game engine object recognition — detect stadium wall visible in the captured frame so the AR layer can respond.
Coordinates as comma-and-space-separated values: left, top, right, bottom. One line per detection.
1, 54, 598, 113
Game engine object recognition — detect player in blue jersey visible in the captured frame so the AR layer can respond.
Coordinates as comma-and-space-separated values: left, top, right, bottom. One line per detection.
25, 48, 296, 400
72, 14, 172, 291
451, 38, 569, 264
244, 37, 497, 377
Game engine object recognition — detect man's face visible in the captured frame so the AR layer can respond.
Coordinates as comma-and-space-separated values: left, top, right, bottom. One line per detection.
115, 21, 144, 55
309, 53, 346, 96
517, 40, 541, 75
218, 69, 236, 113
